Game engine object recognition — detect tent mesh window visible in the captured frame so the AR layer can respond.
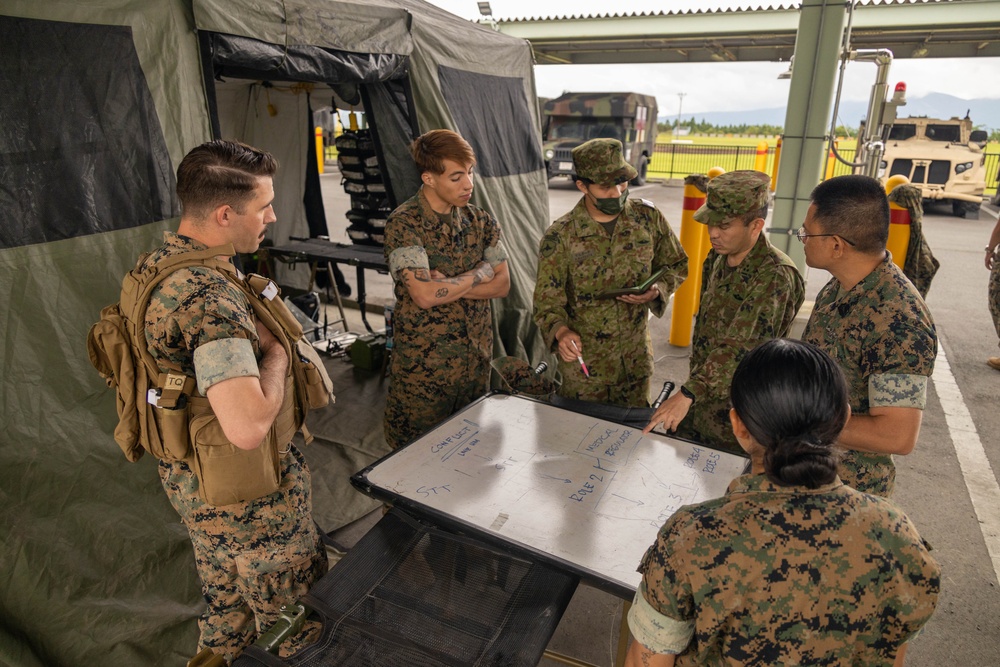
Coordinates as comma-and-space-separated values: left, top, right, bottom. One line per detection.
0, 15, 176, 249
232, 509, 577, 666
437, 67, 544, 179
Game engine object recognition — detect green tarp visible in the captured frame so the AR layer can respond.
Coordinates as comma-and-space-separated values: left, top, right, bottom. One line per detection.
0, 1, 549, 663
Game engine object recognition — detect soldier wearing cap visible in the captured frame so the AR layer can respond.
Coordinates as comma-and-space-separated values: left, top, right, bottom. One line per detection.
533, 138, 687, 406
644, 170, 803, 453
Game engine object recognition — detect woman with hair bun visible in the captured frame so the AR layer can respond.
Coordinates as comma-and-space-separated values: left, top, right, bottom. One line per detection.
625, 338, 940, 667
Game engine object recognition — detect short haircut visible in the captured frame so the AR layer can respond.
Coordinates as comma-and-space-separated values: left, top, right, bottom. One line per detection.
411, 129, 476, 175
176, 140, 277, 219
809, 175, 889, 254
739, 202, 769, 226
730, 338, 848, 489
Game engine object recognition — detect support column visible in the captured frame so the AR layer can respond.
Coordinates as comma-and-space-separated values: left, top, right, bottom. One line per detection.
768, 0, 849, 270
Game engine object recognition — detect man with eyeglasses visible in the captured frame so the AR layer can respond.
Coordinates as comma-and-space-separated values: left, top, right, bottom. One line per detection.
642, 170, 804, 453
800, 174, 937, 498
533, 138, 687, 406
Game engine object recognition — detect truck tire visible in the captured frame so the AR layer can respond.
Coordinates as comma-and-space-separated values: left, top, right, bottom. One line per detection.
952, 200, 981, 219
631, 155, 648, 187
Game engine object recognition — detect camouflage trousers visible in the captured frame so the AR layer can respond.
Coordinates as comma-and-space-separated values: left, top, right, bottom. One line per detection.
384, 354, 490, 450
990, 256, 1000, 349
159, 446, 328, 663
556, 364, 650, 408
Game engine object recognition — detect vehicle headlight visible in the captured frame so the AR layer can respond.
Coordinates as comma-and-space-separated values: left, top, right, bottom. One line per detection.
544, 149, 554, 160
955, 161, 973, 174
880, 160, 887, 169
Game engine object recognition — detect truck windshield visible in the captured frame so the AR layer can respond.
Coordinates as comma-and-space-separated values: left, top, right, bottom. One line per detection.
926, 124, 962, 143
888, 125, 917, 140
548, 119, 624, 142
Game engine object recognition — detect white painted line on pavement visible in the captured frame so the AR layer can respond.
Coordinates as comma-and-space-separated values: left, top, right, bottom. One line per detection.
933, 343, 1000, 584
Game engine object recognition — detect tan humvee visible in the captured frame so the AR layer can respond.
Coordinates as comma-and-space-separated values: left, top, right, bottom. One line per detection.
879, 115, 988, 218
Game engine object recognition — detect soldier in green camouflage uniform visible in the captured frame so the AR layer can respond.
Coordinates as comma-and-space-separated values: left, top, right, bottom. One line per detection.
985, 214, 1000, 370
143, 141, 326, 662
800, 175, 936, 498
384, 130, 509, 449
627, 339, 940, 667
643, 171, 803, 453
533, 138, 686, 406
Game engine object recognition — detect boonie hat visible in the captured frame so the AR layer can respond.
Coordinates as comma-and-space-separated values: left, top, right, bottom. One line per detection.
693, 170, 771, 225
572, 138, 638, 186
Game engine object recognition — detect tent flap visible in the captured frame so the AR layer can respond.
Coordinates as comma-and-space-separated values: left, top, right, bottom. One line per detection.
209, 32, 409, 84
194, 0, 414, 56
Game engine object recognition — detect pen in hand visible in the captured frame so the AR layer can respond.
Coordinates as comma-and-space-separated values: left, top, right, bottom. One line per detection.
571, 340, 590, 378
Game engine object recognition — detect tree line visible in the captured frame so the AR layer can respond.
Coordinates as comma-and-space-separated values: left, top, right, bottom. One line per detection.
658, 119, 1000, 142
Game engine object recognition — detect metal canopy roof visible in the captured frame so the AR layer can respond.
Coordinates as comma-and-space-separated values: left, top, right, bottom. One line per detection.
484, 0, 1000, 64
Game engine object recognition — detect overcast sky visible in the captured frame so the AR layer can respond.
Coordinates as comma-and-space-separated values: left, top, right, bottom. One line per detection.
423, 0, 1000, 120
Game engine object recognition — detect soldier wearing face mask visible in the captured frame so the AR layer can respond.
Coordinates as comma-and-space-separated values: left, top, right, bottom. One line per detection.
533, 138, 687, 406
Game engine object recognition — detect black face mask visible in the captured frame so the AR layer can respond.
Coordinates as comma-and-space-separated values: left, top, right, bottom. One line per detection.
593, 188, 628, 215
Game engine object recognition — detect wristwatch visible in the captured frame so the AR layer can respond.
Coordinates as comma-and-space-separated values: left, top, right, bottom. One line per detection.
679, 385, 696, 403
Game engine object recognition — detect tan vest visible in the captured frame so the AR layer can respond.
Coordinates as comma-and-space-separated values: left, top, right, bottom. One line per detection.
88, 244, 333, 506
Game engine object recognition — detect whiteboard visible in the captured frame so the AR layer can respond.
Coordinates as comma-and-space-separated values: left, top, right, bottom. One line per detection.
354, 394, 749, 596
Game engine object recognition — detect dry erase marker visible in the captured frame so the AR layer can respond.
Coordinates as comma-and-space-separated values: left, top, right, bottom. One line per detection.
571, 340, 590, 378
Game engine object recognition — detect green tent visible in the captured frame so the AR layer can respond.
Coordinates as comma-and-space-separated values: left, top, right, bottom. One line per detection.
0, 1, 549, 663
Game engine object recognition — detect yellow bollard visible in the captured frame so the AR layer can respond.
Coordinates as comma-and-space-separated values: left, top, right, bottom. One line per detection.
315, 126, 324, 174
754, 140, 769, 173
824, 139, 838, 180
692, 168, 726, 312
885, 176, 911, 269
770, 136, 782, 192
348, 110, 359, 132
669, 177, 709, 347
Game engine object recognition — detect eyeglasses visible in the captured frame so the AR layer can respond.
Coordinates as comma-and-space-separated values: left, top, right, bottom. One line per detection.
795, 227, 855, 247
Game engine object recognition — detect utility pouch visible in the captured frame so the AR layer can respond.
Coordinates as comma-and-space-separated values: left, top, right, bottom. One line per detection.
147, 372, 195, 461
245, 273, 334, 411
188, 404, 281, 507
296, 338, 334, 410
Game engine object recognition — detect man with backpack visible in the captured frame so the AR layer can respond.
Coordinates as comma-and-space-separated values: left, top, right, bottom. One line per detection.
97, 140, 328, 662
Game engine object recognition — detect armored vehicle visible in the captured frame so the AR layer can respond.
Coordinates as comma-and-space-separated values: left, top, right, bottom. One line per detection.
879, 114, 988, 218
542, 92, 658, 186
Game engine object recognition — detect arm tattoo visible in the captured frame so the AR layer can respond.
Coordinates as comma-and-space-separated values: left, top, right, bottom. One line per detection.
411, 268, 431, 283
435, 288, 449, 298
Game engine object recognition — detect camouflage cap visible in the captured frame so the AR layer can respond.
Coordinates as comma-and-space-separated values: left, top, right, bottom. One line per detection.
572, 138, 638, 186
693, 170, 771, 225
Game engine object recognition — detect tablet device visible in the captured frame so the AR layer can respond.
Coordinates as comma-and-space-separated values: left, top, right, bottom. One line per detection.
595, 265, 669, 299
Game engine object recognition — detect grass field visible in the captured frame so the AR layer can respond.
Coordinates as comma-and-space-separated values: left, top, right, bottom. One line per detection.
649, 134, 999, 195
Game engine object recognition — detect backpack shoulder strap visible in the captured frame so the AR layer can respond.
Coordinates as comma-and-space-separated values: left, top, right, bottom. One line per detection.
120, 244, 238, 380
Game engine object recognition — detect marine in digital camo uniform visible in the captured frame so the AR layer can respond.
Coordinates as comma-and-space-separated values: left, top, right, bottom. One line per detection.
384, 129, 510, 449
533, 138, 687, 406
643, 171, 803, 453
800, 175, 936, 498
144, 142, 326, 662
627, 339, 940, 667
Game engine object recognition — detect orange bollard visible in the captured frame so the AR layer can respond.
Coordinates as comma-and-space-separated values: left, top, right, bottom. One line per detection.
669, 177, 709, 346
824, 139, 838, 180
754, 140, 769, 173
885, 175, 911, 269
770, 136, 782, 192
692, 168, 726, 312
315, 126, 324, 174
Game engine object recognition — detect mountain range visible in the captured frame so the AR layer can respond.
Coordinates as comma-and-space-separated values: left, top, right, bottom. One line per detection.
665, 93, 1000, 131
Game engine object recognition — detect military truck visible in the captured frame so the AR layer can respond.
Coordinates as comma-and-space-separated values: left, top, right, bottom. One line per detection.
542, 92, 658, 186
879, 114, 989, 218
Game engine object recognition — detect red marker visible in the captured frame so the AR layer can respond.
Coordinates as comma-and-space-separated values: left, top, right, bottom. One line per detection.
571, 340, 590, 378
